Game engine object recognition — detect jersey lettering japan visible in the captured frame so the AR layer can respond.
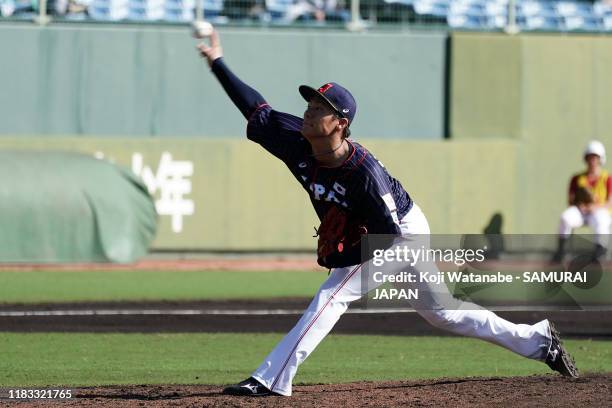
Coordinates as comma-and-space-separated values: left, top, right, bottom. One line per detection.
247, 104, 413, 237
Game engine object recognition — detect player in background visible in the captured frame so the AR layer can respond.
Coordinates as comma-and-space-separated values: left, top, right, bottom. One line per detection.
196, 30, 579, 397
552, 140, 611, 263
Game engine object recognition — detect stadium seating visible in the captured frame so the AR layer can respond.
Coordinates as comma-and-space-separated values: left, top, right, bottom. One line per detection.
405, 0, 611, 32
128, 0, 166, 21
85, 0, 223, 21
414, 0, 449, 17
2, 0, 612, 32
265, 0, 294, 20
164, 0, 223, 22
88, 0, 129, 21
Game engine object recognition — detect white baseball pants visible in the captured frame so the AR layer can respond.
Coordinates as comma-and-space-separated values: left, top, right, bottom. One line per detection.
252, 204, 552, 396
559, 205, 611, 246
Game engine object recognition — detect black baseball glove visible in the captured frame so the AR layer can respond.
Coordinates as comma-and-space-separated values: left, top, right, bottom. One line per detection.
573, 186, 595, 206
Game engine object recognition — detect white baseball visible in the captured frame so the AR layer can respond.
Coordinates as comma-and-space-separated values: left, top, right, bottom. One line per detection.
192, 21, 214, 39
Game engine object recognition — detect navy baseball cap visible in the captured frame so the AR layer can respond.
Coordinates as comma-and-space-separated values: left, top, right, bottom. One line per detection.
299, 82, 357, 125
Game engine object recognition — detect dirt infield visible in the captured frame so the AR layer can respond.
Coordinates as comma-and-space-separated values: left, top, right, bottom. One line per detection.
9, 373, 611, 407
0, 258, 321, 272
1, 257, 607, 272
1, 299, 610, 337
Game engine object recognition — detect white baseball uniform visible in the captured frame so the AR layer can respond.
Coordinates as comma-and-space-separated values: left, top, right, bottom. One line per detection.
252, 204, 552, 396
559, 205, 611, 247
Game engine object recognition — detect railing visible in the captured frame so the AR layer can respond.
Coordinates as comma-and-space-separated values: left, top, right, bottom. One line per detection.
1, 0, 611, 33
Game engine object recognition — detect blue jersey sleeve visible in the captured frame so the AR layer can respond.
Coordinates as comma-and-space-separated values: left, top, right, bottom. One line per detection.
247, 105, 307, 164
211, 58, 267, 120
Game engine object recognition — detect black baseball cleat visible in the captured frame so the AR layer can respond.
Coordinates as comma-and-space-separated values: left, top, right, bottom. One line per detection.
545, 322, 579, 378
222, 377, 278, 396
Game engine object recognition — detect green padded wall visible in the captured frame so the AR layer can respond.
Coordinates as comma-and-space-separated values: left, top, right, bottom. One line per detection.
451, 33, 612, 233
0, 24, 447, 139
450, 33, 522, 139
0, 138, 517, 249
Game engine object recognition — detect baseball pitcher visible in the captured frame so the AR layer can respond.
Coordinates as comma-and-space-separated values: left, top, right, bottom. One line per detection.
197, 30, 579, 397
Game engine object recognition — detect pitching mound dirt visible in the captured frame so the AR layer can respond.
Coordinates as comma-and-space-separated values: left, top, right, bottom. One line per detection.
12, 373, 611, 407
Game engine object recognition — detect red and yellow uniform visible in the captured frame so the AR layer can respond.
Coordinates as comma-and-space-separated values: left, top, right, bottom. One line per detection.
569, 170, 612, 206
553, 141, 609, 265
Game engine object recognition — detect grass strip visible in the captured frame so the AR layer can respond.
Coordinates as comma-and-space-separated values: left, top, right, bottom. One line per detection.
0, 333, 609, 387
0, 271, 323, 303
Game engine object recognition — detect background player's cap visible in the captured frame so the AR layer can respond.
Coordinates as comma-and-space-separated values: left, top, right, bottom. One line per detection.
299, 82, 357, 125
584, 140, 606, 164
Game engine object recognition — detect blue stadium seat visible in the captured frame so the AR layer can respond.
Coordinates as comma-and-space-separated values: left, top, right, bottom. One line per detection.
164, 0, 223, 22
165, 0, 192, 6
485, 1, 507, 17
449, 1, 485, 16
522, 14, 562, 30
88, 0, 129, 20
264, 0, 349, 23
165, 0, 192, 21
414, 0, 449, 18
486, 13, 507, 29
562, 15, 602, 31
539, 1, 558, 18
447, 12, 486, 29
555, 1, 593, 18
127, 0, 165, 21
202, 0, 223, 14
518, 0, 556, 19
265, 0, 294, 20
518, 0, 542, 17
593, 2, 612, 16
483, 1, 508, 28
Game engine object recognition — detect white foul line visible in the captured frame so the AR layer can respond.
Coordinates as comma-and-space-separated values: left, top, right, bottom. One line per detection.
0, 305, 602, 317
0, 308, 418, 317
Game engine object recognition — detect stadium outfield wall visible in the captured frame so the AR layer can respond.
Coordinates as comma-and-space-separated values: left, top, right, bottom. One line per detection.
2, 26, 612, 250
0, 23, 446, 140
0, 137, 516, 249
451, 33, 612, 235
